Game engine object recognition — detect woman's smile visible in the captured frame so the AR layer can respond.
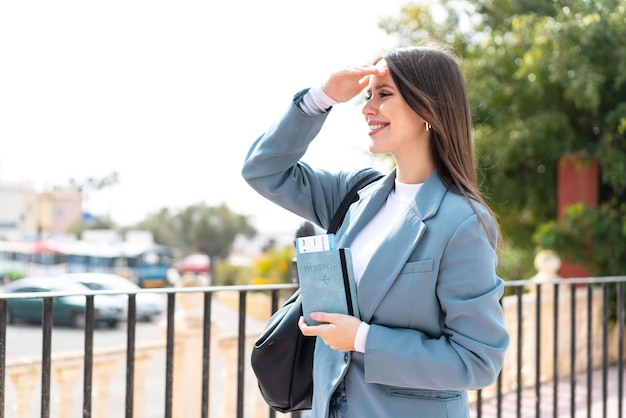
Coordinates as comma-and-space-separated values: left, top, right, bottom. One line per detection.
367, 120, 389, 136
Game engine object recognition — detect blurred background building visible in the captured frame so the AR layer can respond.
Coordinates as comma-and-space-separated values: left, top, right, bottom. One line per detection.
0, 180, 82, 240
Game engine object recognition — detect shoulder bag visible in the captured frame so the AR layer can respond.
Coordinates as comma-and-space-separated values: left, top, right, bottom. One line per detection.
250, 172, 382, 413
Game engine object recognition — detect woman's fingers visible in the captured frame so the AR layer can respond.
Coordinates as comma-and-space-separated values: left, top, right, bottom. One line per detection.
322, 66, 387, 102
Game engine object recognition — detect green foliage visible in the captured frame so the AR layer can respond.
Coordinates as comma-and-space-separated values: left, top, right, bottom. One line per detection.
213, 260, 254, 286
174, 203, 256, 261
66, 172, 120, 193
0, 269, 25, 282
211, 243, 294, 286
134, 208, 181, 253
534, 200, 626, 322
136, 203, 256, 253
134, 202, 257, 282
252, 245, 295, 285
534, 201, 626, 277
496, 240, 536, 281
380, 0, 626, 277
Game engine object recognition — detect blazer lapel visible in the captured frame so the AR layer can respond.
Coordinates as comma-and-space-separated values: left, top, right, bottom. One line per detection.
352, 172, 450, 323
335, 173, 395, 248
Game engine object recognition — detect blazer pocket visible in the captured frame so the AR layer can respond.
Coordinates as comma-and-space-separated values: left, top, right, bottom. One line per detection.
388, 388, 462, 401
399, 259, 434, 275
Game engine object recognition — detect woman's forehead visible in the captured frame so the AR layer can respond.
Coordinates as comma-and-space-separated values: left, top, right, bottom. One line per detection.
368, 60, 392, 89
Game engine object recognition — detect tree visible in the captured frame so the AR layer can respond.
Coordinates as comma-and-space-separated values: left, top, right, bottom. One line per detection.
134, 208, 181, 251
172, 203, 257, 278
380, 0, 626, 277
65, 171, 120, 212
135, 203, 257, 280
534, 201, 626, 277
66, 171, 120, 193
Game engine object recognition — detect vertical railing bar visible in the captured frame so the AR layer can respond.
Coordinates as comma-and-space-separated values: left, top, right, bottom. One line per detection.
515, 286, 524, 418
125, 294, 137, 418
535, 284, 542, 417
41, 297, 53, 418
236, 290, 247, 418
0, 299, 6, 418
516, 286, 523, 418
288, 289, 305, 418
586, 283, 593, 418
164, 293, 176, 418
617, 281, 624, 417
269, 289, 279, 418
570, 283, 576, 417
601, 283, 609, 418
271, 289, 280, 313
552, 284, 559, 418
496, 368, 503, 418
201, 291, 213, 418
496, 291, 503, 418
83, 295, 95, 418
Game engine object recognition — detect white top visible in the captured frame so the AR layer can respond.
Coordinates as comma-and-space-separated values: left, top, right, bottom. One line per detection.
350, 181, 422, 286
351, 181, 421, 352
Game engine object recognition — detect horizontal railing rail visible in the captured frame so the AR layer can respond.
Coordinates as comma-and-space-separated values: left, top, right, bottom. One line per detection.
0, 277, 624, 418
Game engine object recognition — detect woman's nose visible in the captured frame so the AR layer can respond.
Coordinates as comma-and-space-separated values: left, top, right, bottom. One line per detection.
362, 101, 377, 117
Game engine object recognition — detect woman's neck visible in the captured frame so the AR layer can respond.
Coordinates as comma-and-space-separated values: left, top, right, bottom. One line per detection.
394, 156, 435, 184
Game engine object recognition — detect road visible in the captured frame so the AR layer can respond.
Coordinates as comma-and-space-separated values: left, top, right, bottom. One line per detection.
5, 319, 164, 360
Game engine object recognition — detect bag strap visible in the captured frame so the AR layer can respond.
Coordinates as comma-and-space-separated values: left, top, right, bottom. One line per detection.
327, 172, 383, 234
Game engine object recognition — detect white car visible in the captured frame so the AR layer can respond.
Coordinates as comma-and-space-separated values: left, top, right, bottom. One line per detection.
62, 273, 165, 322
2, 276, 125, 328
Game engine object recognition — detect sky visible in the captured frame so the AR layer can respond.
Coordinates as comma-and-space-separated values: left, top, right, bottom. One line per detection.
0, 0, 410, 244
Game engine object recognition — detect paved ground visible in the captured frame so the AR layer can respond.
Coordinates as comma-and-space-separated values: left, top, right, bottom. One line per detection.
471, 365, 624, 417
294, 366, 625, 418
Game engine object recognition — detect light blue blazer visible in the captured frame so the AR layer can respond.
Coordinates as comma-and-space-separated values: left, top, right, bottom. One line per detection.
242, 91, 510, 418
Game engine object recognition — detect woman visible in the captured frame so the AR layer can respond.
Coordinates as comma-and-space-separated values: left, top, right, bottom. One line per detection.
242, 43, 509, 418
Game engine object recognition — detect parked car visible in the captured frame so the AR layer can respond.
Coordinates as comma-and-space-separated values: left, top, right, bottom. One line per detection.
174, 253, 210, 275
1, 276, 125, 328
61, 273, 165, 322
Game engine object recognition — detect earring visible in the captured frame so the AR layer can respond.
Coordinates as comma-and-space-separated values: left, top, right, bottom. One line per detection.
425, 122, 432, 131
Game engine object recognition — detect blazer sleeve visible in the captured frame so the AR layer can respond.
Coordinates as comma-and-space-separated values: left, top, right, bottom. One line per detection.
241, 90, 378, 229
364, 212, 509, 390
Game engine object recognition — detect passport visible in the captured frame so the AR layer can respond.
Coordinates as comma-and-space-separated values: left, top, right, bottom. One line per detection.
295, 248, 360, 326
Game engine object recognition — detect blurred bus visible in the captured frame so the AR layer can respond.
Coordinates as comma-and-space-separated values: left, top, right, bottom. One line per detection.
0, 239, 173, 288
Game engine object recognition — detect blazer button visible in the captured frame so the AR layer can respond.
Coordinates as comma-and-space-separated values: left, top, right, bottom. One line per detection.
344, 353, 349, 362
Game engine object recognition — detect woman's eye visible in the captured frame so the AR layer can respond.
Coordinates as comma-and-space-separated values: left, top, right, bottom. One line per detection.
363, 90, 392, 100
364, 91, 391, 100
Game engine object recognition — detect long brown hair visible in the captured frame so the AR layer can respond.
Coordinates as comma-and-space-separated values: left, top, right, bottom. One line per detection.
382, 42, 500, 244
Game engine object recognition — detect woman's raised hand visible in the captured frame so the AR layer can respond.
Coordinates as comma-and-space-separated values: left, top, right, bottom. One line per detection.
321, 65, 387, 103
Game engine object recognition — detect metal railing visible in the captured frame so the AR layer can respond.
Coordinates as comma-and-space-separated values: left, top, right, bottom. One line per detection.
477, 276, 625, 418
0, 277, 625, 418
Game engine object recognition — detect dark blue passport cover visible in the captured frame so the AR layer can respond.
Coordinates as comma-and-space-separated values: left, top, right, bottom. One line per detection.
296, 248, 360, 326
